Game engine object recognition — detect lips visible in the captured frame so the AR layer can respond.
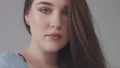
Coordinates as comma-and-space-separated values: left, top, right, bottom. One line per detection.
46, 33, 62, 40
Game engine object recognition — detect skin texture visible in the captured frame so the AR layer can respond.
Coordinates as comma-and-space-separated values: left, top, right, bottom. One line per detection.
22, 0, 107, 68
25, 0, 69, 53
20, 0, 69, 68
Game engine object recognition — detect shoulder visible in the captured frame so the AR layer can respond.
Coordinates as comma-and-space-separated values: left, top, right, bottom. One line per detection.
0, 51, 28, 68
0, 51, 18, 61
0, 51, 16, 58
0, 51, 13, 67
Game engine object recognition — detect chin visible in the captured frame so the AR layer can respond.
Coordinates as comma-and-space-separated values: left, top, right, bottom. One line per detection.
43, 43, 67, 53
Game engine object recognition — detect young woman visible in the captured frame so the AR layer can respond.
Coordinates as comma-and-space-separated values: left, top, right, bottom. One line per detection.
0, 0, 107, 68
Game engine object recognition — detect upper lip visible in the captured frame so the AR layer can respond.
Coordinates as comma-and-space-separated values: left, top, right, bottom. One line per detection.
46, 33, 62, 37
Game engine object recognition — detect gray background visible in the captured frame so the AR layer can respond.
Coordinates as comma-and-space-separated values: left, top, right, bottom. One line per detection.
0, 0, 120, 68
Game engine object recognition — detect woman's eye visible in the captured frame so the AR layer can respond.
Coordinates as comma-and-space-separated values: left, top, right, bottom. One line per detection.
39, 7, 51, 14
62, 10, 69, 16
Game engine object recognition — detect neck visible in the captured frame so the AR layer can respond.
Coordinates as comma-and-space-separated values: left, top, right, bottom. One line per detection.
20, 40, 59, 68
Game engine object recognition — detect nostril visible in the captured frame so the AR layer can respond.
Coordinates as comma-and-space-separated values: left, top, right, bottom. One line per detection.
50, 15, 63, 29
50, 21, 62, 29
50, 23, 62, 29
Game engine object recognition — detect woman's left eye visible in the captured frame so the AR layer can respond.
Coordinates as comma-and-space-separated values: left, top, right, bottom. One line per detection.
62, 10, 69, 16
39, 7, 51, 14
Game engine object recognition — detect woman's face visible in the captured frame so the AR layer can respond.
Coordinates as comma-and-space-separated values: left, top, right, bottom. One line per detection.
25, 0, 69, 52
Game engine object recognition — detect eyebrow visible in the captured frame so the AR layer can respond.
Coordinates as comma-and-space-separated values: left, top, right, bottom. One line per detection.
36, 1, 68, 9
36, 1, 53, 6
64, 6, 68, 9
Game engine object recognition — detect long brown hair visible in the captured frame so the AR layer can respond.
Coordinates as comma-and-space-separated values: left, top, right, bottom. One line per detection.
23, 0, 107, 68
68, 0, 107, 68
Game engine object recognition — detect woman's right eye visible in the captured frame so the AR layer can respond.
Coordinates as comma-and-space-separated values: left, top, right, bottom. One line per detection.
39, 7, 51, 14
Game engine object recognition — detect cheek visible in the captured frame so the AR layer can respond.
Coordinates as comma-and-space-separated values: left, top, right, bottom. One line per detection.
29, 11, 49, 32
62, 19, 69, 39
30, 19, 49, 34
63, 18, 69, 32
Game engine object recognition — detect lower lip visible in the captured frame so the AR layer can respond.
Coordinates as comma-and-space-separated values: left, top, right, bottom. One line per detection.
47, 35, 61, 40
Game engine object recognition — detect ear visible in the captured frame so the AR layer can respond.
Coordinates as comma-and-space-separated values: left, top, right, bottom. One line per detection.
25, 10, 31, 25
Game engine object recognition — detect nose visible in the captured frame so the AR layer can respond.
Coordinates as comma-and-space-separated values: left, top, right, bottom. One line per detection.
50, 14, 62, 30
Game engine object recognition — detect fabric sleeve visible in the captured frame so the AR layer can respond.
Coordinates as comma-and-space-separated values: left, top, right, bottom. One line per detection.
0, 56, 10, 68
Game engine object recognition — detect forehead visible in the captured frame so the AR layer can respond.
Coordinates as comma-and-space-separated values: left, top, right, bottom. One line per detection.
32, 0, 69, 6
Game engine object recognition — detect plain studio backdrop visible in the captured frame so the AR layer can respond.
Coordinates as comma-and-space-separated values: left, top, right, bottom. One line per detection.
0, 0, 120, 68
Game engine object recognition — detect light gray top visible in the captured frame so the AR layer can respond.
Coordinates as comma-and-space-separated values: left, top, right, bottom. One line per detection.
0, 51, 28, 68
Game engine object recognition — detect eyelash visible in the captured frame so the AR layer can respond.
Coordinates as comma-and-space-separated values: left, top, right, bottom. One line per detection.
38, 7, 68, 16
62, 10, 69, 16
39, 7, 51, 14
